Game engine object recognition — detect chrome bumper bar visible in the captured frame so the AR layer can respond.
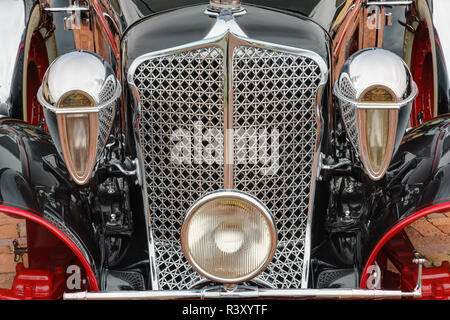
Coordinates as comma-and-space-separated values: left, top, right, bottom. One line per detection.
65, 255, 426, 300
64, 287, 422, 300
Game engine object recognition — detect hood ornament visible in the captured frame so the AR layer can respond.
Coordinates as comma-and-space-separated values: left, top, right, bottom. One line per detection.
206, 0, 246, 17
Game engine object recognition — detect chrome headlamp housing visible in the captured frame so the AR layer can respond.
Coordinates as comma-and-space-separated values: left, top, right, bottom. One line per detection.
334, 48, 418, 180
181, 190, 277, 284
37, 51, 121, 185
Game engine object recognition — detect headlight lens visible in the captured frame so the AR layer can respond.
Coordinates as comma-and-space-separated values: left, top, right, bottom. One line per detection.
360, 86, 395, 174
181, 191, 277, 283
365, 109, 389, 172
56, 91, 98, 182
64, 113, 91, 177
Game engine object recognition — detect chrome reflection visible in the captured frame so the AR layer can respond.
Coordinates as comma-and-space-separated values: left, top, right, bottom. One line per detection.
334, 48, 417, 180
37, 51, 121, 184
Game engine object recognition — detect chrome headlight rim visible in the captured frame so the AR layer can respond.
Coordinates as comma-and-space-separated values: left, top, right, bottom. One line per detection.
37, 82, 122, 115
333, 80, 418, 110
181, 190, 277, 284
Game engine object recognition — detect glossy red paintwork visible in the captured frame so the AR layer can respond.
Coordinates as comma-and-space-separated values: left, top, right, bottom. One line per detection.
360, 201, 450, 299
0, 205, 99, 292
0, 263, 65, 300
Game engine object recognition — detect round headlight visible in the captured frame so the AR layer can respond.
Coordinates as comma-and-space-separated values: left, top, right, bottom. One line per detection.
181, 191, 277, 284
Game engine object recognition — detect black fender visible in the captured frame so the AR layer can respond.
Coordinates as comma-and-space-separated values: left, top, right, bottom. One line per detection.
0, 118, 101, 290
359, 114, 450, 278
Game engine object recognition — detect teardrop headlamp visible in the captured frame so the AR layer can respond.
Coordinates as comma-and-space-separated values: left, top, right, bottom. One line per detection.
334, 48, 417, 180
181, 190, 277, 284
37, 51, 121, 185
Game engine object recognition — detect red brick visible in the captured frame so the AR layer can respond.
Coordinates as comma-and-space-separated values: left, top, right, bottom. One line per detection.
0, 254, 16, 273
409, 233, 450, 246
17, 222, 26, 237
435, 224, 450, 235
429, 217, 450, 226
410, 219, 442, 237
0, 273, 15, 289
0, 224, 19, 240
444, 211, 450, 218
0, 247, 10, 254
0, 214, 23, 227
427, 213, 447, 219
404, 226, 423, 240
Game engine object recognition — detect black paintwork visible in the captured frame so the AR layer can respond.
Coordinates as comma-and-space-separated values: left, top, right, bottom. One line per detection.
0, 119, 102, 278
122, 4, 329, 71
1, 0, 449, 293
110, 0, 336, 31
361, 115, 450, 265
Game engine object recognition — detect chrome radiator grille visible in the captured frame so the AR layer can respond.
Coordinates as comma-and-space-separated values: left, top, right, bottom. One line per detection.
233, 46, 321, 288
134, 47, 225, 289
132, 43, 322, 290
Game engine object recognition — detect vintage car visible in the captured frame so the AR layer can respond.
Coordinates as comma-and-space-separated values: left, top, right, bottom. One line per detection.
0, 0, 448, 300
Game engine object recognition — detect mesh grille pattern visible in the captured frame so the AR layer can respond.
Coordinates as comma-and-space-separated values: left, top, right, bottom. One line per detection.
132, 43, 322, 290
233, 46, 321, 288
97, 77, 116, 159
338, 75, 359, 155
133, 47, 225, 289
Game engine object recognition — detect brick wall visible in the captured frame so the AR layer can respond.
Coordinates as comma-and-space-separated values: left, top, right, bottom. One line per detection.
0, 213, 27, 289
405, 212, 450, 268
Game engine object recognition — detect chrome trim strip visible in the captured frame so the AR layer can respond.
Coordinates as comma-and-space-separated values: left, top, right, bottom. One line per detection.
301, 85, 326, 288
334, 81, 418, 109
64, 287, 421, 300
66, 257, 425, 299
128, 81, 160, 290
365, 1, 413, 6
37, 83, 122, 114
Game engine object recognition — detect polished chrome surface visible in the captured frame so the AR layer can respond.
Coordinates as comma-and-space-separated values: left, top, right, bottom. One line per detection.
37, 51, 120, 184
0, 0, 26, 115
208, 0, 243, 12
64, 287, 421, 300
334, 48, 417, 180
39, 51, 120, 110
181, 190, 277, 284
132, 45, 225, 290
66, 251, 425, 300
128, 9, 327, 290
232, 45, 322, 288
365, 1, 413, 6
335, 48, 415, 103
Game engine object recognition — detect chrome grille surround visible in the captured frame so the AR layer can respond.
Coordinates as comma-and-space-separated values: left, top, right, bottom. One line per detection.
128, 31, 328, 290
